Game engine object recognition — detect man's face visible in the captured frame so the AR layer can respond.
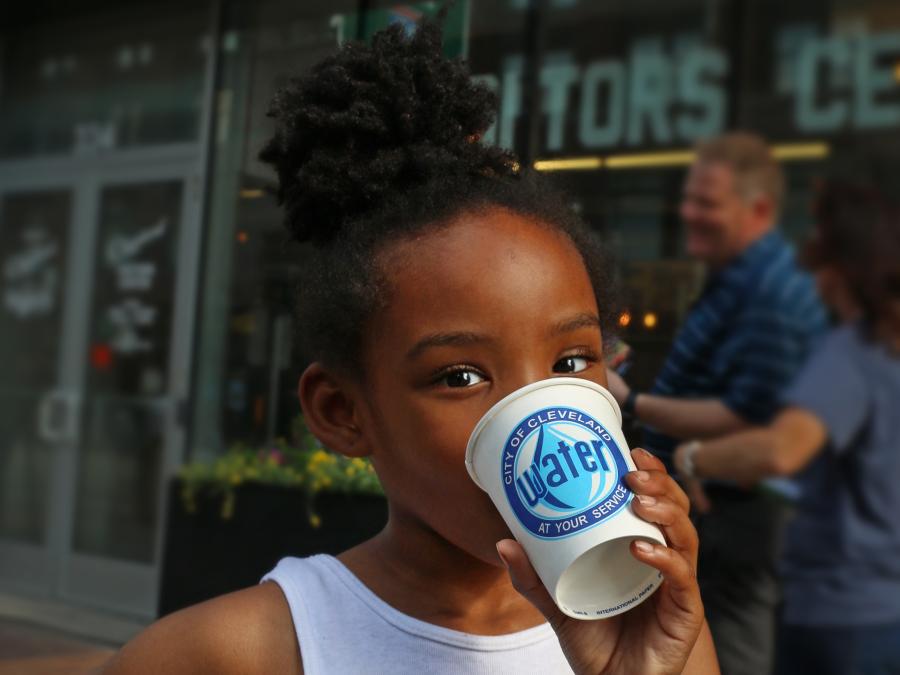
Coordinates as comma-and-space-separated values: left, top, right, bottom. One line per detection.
679, 161, 752, 267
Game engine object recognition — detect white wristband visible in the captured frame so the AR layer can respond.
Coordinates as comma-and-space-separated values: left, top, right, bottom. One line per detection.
679, 440, 702, 479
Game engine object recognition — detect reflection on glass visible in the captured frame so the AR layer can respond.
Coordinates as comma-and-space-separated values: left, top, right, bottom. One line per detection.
74, 398, 166, 562
0, 2, 208, 158
0, 191, 71, 544
192, 0, 526, 459
73, 181, 182, 562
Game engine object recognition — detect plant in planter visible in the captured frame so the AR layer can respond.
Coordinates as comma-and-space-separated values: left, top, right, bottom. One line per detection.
177, 435, 383, 522
159, 418, 387, 616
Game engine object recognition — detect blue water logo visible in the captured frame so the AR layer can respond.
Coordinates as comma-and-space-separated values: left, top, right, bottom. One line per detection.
501, 406, 632, 539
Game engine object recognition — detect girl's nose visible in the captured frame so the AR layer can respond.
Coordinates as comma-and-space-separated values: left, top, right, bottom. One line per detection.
496, 365, 549, 403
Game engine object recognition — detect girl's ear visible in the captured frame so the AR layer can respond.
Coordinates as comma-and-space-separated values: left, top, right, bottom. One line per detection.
298, 363, 370, 458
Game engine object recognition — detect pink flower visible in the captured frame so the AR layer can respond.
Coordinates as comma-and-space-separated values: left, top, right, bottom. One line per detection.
269, 449, 285, 466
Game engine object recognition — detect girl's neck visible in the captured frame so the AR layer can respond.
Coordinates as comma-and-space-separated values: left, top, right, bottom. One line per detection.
338, 512, 546, 636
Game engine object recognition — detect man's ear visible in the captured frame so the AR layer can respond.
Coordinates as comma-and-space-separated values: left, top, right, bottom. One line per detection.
751, 193, 776, 228
298, 362, 370, 458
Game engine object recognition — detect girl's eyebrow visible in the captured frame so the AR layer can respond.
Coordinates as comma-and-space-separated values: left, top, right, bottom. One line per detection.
406, 314, 601, 361
406, 331, 491, 361
550, 313, 602, 336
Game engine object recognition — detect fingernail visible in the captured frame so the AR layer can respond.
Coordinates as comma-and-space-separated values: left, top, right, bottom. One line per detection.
637, 494, 656, 506
632, 470, 650, 482
495, 542, 510, 568
633, 540, 654, 553
632, 448, 653, 459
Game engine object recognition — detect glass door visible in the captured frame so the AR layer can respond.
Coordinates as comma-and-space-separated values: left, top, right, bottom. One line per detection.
62, 167, 197, 616
0, 156, 202, 618
0, 183, 76, 593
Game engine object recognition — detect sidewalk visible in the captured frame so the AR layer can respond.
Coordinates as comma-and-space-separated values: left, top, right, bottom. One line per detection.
0, 593, 145, 674
0, 618, 113, 674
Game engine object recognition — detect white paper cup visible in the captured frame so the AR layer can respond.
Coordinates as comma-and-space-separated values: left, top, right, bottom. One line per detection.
466, 377, 665, 620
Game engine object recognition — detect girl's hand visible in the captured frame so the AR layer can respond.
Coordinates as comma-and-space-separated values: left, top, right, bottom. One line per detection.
497, 448, 715, 675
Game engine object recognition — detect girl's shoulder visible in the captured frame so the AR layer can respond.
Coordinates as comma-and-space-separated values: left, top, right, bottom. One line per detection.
101, 582, 301, 675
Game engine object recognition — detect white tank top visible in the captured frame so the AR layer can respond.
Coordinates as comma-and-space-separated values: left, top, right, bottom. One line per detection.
261, 555, 574, 674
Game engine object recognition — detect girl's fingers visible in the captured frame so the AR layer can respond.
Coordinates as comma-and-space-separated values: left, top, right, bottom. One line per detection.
630, 494, 699, 568
496, 539, 567, 630
630, 540, 703, 624
626, 451, 690, 514
631, 446, 667, 473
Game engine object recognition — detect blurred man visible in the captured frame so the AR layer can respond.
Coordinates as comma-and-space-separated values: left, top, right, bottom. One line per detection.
607, 132, 827, 675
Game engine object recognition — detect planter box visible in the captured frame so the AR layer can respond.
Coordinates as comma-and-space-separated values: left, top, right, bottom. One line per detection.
158, 479, 387, 617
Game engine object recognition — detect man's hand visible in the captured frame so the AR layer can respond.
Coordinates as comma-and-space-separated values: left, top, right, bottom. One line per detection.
674, 442, 712, 514
681, 478, 712, 515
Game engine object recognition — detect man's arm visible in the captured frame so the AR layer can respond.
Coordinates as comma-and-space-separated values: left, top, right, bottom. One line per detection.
674, 407, 827, 485
606, 369, 750, 439
606, 370, 750, 439
633, 393, 750, 440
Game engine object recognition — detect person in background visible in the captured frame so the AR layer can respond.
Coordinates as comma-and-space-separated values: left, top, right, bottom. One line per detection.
606, 132, 828, 675
674, 182, 900, 675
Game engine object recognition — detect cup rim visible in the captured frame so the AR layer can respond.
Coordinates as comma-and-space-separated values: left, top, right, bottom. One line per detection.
553, 533, 665, 619
464, 377, 622, 490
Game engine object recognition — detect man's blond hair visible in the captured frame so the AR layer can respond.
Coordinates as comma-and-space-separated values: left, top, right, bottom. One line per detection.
695, 132, 785, 213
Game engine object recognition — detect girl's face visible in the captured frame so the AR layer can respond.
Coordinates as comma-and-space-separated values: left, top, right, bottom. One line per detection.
355, 208, 608, 564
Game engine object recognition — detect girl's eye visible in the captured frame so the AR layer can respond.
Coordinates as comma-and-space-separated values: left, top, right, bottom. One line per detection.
442, 369, 486, 388
553, 355, 590, 374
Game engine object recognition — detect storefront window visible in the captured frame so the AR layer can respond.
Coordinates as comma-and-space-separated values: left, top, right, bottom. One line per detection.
190, 0, 526, 457
0, 1, 209, 158
191, 0, 900, 456
192, 0, 378, 458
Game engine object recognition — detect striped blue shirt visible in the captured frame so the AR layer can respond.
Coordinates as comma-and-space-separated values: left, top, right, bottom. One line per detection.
644, 231, 828, 466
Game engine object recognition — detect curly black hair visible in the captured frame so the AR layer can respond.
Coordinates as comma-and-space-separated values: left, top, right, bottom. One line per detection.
260, 19, 617, 374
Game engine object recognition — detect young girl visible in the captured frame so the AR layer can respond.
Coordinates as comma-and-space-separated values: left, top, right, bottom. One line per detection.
104, 21, 716, 674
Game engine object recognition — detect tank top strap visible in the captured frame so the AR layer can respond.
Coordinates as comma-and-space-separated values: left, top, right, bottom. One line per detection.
261, 554, 574, 674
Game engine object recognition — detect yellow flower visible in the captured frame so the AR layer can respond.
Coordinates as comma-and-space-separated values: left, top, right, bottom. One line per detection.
221, 492, 236, 520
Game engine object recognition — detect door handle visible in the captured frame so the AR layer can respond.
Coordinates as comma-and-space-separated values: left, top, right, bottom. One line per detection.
37, 390, 81, 444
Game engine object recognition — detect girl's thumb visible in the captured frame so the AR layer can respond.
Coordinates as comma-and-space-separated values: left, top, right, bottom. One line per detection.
496, 539, 565, 625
